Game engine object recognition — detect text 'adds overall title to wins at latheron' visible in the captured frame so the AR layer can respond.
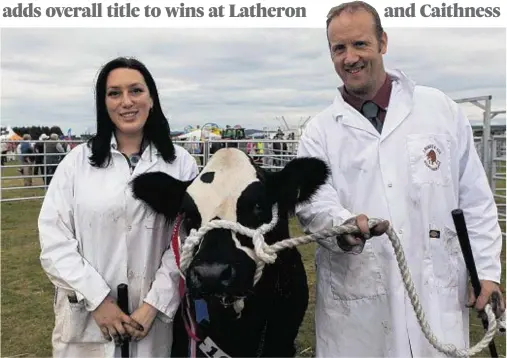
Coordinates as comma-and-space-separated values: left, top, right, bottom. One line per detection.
2, 2, 308, 18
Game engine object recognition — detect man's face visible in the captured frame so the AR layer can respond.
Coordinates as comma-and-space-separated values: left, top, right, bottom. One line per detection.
327, 9, 387, 98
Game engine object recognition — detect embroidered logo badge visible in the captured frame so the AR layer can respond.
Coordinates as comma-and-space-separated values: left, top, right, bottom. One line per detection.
423, 144, 441, 171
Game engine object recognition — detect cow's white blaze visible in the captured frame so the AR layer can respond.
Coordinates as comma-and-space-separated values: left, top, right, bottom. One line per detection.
186, 148, 259, 259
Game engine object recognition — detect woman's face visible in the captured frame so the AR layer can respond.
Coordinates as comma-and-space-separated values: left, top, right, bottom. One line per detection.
105, 68, 153, 136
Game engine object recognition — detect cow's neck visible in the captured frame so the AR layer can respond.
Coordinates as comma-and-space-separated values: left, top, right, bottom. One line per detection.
190, 264, 279, 357
191, 296, 267, 356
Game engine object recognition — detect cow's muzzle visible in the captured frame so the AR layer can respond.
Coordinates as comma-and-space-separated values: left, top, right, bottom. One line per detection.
188, 261, 236, 297
185, 228, 254, 301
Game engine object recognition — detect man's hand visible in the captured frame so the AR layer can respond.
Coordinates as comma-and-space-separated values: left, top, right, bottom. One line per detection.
467, 280, 506, 319
91, 295, 144, 345
337, 214, 389, 254
123, 302, 158, 341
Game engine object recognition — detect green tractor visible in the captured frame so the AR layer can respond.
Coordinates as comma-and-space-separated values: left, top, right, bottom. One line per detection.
220, 126, 246, 150
221, 127, 245, 140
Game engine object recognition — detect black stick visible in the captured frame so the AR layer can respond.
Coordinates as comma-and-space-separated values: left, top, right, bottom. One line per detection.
117, 283, 130, 358
451, 209, 498, 358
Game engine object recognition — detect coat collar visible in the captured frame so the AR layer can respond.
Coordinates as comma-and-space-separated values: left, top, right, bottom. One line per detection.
110, 134, 160, 172
339, 74, 392, 112
332, 68, 415, 141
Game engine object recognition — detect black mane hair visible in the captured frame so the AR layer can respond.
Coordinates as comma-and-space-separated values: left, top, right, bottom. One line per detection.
87, 56, 176, 168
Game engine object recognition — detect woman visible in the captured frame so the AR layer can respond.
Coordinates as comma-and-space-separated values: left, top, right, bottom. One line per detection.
38, 57, 199, 357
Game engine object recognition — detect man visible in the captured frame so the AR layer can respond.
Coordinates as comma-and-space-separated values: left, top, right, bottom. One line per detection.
33, 133, 49, 179
44, 133, 66, 186
295, 1, 505, 357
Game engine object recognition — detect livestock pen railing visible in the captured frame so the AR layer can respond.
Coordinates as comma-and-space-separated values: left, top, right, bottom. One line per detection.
0, 139, 300, 203
490, 136, 506, 227
1, 136, 505, 230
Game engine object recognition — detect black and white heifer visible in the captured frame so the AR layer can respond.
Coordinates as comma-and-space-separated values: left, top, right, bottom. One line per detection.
131, 147, 329, 358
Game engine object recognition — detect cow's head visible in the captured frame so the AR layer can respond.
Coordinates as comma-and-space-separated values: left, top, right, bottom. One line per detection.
131, 148, 329, 305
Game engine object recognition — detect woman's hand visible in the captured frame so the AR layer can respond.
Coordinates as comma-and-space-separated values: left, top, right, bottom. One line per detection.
91, 295, 144, 345
123, 302, 159, 341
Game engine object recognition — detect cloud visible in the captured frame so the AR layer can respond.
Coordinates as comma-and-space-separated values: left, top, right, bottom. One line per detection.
1, 27, 505, 135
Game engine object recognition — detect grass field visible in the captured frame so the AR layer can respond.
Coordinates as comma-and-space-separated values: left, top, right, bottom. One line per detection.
1, 160, 506, 357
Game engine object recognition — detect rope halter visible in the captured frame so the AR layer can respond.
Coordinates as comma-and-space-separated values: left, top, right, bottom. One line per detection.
175, 208, 505, 356
179, 204, 281, 289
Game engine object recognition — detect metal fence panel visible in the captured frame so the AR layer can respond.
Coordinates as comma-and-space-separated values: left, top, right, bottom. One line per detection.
1, 137, 505, 230
491, 136, 506, 227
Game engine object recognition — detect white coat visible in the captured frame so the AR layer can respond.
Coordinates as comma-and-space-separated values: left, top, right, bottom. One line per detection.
295, 69, 503, 357
38, 137, 199, 358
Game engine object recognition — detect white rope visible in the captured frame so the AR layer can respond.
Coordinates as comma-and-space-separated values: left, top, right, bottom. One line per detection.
177, 204, 505, 357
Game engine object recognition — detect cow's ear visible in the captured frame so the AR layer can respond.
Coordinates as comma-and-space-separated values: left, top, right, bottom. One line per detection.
130, 171, 193, 221
268, 157, 329, 213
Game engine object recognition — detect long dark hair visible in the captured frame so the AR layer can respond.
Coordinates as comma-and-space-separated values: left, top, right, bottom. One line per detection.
87, 57, 176, 167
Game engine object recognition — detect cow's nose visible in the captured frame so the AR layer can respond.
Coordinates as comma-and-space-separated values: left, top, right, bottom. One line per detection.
188, 262, 235, 294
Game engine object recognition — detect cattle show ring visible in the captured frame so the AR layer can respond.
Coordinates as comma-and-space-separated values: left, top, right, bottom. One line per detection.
1, 105, 506, 358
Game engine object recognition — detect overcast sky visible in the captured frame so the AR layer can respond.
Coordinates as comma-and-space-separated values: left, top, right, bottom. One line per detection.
1, 28, 505, 136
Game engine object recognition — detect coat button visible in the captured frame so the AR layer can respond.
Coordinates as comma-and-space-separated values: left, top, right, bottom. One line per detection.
387, 183, 393, 187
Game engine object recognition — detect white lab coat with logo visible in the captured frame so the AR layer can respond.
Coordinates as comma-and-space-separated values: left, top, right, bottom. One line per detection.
295, 69, 502, 357
38, 137, 199, 358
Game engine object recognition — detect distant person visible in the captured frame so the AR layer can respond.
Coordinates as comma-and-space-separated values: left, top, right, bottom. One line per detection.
33, 134, 48, 182
256, 139, 264, 166
286, 132, 296, 155
246, 140, 255, 157
44, 133, 66, 186
209, 140, 222, 155
295, 2, 505, 357
20, 133, 34, 186
271, 132, 287, 168
0, 138, 8, 166
38, 56, 199, 358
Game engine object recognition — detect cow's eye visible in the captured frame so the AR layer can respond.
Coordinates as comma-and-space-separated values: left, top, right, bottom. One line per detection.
181, 213, 197, 233
253, 203, 262, 217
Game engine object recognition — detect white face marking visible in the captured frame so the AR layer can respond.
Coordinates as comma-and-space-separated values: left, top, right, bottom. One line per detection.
186, 148, 259, 258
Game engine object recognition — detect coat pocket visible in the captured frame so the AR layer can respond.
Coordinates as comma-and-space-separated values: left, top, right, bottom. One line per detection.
329, 244, 387, 301
58, 292, 109, 343
406, 134, 452, 187
428, 225, 461, 288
